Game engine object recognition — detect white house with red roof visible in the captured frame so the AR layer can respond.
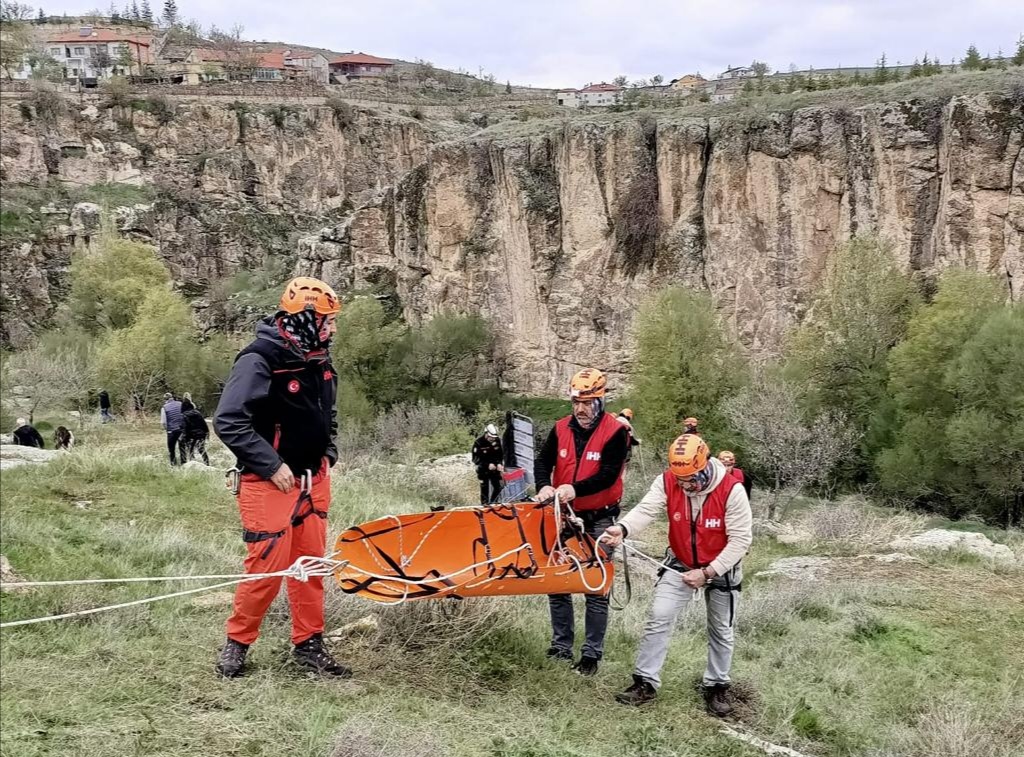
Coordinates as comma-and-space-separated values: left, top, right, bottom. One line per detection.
46, 25, 153, 79
328, 52, 394, 81
556, 82, 623, 108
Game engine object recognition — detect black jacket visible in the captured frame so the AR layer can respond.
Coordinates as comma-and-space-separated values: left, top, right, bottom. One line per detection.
13, 425, 44, 448
183, 408, 209, 439
533, 413, 628, 498
472, 434, 503, 469
99, 391, 111, 410
214, 318, 338, 479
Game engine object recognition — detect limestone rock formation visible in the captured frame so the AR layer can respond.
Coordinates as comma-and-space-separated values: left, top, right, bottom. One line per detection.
3, 90, 1021, 394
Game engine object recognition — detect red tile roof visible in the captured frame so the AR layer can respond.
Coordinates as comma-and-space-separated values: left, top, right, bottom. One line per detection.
48, 30, 151, 45
329, 53, 393, 66
257, 51, 287, 69
579, 82, 622, 92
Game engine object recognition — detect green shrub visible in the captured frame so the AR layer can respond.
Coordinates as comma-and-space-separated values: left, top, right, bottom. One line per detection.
632, 286, 745, 451
326, 95, 356, 130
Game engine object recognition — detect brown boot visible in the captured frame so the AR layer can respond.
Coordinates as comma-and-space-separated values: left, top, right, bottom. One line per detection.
615, 675, 657, 706
703, 683, 733, 717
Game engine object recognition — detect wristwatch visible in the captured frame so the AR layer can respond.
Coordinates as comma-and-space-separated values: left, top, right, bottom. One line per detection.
701, 566, 714, 582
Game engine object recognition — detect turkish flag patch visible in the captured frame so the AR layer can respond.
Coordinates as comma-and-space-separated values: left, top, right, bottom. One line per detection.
287, 379, 300, 393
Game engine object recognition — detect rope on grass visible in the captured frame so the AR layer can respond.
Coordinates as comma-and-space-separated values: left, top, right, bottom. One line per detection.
0, 555, 347, 629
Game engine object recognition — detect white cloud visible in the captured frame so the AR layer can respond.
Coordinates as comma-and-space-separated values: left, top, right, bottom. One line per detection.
41, 0, 1024, 85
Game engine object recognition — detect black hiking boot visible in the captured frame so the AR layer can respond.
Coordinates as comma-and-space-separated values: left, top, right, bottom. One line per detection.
615, 675, 657, 706
703, 683, 733, 717
545, 646, 573, 662
293, 634, 352, 677
215, 639, 249, 678
574, 655, 600, 676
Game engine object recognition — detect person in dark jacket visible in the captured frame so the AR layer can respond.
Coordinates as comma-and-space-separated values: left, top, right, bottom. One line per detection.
180, 399, 210, 465
54, 425, 75, 451
212, 276, 349, 680
160, 393, 184, 465
99, 389, 114, 423
12, 418, 44, 448
472, 423, 505, 504
534, 368, 628, 677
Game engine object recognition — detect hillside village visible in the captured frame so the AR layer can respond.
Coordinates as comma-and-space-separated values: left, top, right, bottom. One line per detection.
6, 6, 1021, 109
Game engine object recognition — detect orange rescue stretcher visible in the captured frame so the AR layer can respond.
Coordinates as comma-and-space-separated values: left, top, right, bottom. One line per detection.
332, 500, 613, 603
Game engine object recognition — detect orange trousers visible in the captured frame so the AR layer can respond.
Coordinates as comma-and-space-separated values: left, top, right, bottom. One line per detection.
226, 462, 330, 646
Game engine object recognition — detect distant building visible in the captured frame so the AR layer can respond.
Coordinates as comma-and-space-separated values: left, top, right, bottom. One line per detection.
284, 51, 329, 84
718, 65, 756, 80
328, 52, 394, 81
556, 82, 624, 108
46, 26, 153, 80
670, 73, 706, 91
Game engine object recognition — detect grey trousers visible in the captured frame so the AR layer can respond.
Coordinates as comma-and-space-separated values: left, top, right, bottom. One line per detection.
548, 513, 615, 660
634, 562, 742, 688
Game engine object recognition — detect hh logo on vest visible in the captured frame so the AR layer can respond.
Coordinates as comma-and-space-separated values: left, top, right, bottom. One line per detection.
585, 451, 601, 462
705, 518, 722, 528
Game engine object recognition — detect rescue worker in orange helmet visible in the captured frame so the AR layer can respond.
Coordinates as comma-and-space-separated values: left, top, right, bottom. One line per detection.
683, 417, 699, 435
534, 368, 629, 676
603, 434, 752, 716
718, 450, 752, 500
213, 277, 350, 679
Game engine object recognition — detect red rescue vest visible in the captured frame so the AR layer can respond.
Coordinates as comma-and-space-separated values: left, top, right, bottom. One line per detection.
732, 467, 745, 484
665, 469, 741, 568
552, 413, 625, 511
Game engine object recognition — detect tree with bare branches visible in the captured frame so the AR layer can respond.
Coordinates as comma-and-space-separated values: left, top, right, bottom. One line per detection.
721, 369, 861, 519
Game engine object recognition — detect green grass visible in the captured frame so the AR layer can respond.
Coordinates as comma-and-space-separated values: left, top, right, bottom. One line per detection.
1, 425, 1022, 756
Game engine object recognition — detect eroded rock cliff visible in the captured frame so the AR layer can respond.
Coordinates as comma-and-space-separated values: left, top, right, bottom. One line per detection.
2, 90, 1021, 393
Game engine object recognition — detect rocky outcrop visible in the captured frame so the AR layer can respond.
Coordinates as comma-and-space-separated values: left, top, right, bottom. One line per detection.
889, 528, 1016, 562
3, 91, 1021, 394
1, 96, 434, 341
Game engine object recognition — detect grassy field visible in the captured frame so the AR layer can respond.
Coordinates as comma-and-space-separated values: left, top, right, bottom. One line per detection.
1, 423, 1022, 757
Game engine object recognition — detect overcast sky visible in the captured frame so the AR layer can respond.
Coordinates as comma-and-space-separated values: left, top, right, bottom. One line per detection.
46, 0, 1024, 87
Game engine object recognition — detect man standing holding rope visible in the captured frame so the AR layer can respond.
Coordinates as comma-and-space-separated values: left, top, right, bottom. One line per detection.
602, 434, 752, 716
535, 368, 628, 676
213, 277, 350, 679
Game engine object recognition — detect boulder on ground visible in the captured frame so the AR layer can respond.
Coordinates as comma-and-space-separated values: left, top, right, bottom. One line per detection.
0, 444, 60, 470
889, 529, 1015, 563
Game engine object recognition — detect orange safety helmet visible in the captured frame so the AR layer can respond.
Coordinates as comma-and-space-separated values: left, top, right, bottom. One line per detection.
718, 450, 736, 466
620, 408, 634, 420
668, 434, 710, 478
569, 368, 607, 400
279, 277, 341, 316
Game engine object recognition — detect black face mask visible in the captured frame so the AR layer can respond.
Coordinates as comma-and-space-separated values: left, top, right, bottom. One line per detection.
279, 310, 330, 353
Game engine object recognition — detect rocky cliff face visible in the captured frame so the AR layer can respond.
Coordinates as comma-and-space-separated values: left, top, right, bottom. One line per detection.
300, 93, 1023, 392
0, 97, 432, 342
3, 92, 1021, 393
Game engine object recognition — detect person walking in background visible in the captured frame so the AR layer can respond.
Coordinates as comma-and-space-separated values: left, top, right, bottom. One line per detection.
160, 393, 184, 465
717, 451, 752, 500
98, 389, 114, 423
616, 408, 641, 462
472, 423, 505, 504
534, 368, 628, 677
12, 418, 44, 448
181, 398, 210, 465
213, 277, 349, 680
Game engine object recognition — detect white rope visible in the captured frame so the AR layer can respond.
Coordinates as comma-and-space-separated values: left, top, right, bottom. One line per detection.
0, 555, 347, 629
